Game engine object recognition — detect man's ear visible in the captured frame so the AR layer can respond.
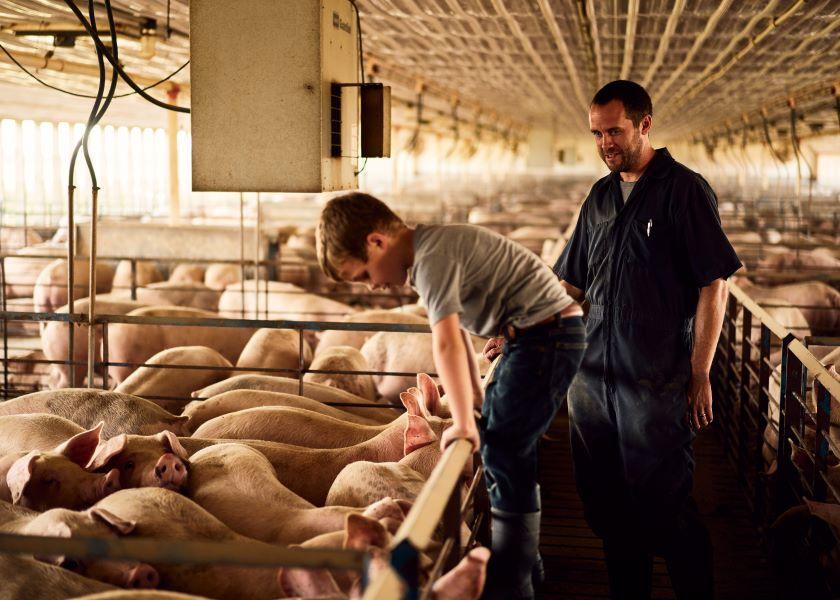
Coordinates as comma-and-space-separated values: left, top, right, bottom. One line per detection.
640, 114, 652, 136
366, 232, 386, 250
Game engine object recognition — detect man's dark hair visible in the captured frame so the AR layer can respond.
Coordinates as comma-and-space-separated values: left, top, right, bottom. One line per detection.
591, 80, 653, 126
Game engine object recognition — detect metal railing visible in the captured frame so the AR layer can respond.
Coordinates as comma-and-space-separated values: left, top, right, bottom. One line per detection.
713, 281, 840, 532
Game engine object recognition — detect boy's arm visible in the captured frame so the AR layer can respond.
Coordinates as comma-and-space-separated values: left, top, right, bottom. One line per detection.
432, 313, 481, 451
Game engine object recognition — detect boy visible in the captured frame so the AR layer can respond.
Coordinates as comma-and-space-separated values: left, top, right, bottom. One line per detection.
316, 192, 585, 599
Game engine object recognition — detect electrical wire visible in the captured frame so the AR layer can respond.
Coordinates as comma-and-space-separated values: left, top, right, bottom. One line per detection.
0, 40, 189, 99
351, 0, 367, 176
63, 0, 188, 113
68, 0, 108, 189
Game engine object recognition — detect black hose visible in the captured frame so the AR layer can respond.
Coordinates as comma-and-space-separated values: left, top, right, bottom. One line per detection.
68, 0, 108, 189
63, 0, 189, 113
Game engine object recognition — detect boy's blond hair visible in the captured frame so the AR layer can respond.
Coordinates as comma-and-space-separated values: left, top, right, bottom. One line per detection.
316, 192, 405, 281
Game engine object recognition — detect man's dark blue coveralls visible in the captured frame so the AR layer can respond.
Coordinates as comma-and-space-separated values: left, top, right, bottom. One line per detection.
555, 148, 741, 599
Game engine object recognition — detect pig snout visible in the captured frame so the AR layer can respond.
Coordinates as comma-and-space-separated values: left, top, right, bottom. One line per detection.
154, 453, 188, 489
126, 563, 160, 589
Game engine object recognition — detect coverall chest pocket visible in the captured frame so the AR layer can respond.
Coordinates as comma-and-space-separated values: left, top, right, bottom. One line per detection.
587, 219, 614, 275
626, 217, 671, 265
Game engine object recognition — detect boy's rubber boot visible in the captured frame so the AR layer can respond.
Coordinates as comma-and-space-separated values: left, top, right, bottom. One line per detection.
481, 508, 541, 600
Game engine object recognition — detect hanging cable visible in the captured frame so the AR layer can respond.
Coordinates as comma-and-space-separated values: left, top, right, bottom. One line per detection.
62, 0, 188, 113
445, 98, 460, 158
760, 109, 786, 166
833, 85, 840, 131
0, 42, 189, 99
350, 0, 367, 176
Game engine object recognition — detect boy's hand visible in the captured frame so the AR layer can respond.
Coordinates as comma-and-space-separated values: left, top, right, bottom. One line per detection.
482, 337, 504, 361
441, 422, 480, 452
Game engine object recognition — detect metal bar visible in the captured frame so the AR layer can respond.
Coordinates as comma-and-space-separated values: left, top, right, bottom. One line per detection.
239, 191, 246, 319
756, 324, 772, 522
67, 185, 75, 387
298, 329, 305, 397
86, 187, 99, 387
442, 482, 461, 573
1, 256, 7, 400
0, 533, 364, 571
775, 334, 799, 517
101, 321, 109, 390
813, 378, 831, 501
130, 258, 137, 301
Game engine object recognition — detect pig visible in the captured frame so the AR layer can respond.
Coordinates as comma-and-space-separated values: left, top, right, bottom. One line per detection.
361, 331, 489, 402
735, 278, 840, 336
314, 310, 427, 356
41, 296, 149, 388
182, 390, 381, 431
757, 249, 840, 285
0, 422, 120, 511
192, 375, 398, 423
236, 328, 313, 379
87, 431, 190, 492
304, 346, 377, 401
0, 503, 160, 589
507, 225, 561, 254
107, 306, 256, 384
33, 258, 115, 313
0, 554, 117, 600
327, 460, 427, 507
186, 442, 407, 544
3, 245, 63, 299
136, 281, 222, 313
192, 388, 443, 449
71, 593, 213, 600
0, 226, 42, 249
180, 409, 442, 506
204, 263, 241, 291
114, 346, 233, 414
218, 280, 353, 323
432, 547, 491, 600
0, 389, 189, 438
112, 260, 164, 294
92, 487, 339, 599
168, 263, 206, 285
0, 414, 84, 455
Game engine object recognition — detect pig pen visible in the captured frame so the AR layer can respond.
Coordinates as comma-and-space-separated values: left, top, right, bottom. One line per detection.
0, 304, 492, 598
711, 280, 840, 597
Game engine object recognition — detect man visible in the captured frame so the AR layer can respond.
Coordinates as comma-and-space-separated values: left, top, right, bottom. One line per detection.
554, 80, 741, 599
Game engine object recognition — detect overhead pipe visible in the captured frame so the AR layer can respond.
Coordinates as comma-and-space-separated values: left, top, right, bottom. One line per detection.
652, 0, 734, 104
663, 0, 806, 119
581, 0, 603, 86
619, 0, 639, 81
640, 0, 686, 88
535, 0, 590, 111
489, 0, 585, 132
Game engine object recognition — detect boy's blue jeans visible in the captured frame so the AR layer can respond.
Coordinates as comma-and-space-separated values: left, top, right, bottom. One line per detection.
480, 316, 586, 513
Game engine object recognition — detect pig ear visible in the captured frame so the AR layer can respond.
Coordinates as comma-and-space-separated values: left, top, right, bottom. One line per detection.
89, 507, 136, 536
54, 422, 104, 467
399, 390, 425, 417
404, 415, 438, 456
156, 430, 190, 461
277, 567, 340, 597
86, 434, 128, 471
417, 373, 442, 417
168, 416, 191, 436
343, 514, 388, 551
7, 452, 38, 505
804, 498, 840, 528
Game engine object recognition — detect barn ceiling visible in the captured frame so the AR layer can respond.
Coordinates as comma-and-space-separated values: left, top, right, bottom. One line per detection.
0, 0, 838, 142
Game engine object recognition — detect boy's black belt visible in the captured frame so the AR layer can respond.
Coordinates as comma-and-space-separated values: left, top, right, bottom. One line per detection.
503, 304, 583, 341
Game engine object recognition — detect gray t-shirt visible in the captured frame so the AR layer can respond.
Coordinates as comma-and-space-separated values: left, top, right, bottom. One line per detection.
408, 224, 574, 336
620, 180, 635, 203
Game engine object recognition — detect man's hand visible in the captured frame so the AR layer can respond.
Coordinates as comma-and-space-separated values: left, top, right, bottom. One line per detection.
440, 421, 480, 452
482, 337, 504, 361
686, 372, 713, 432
